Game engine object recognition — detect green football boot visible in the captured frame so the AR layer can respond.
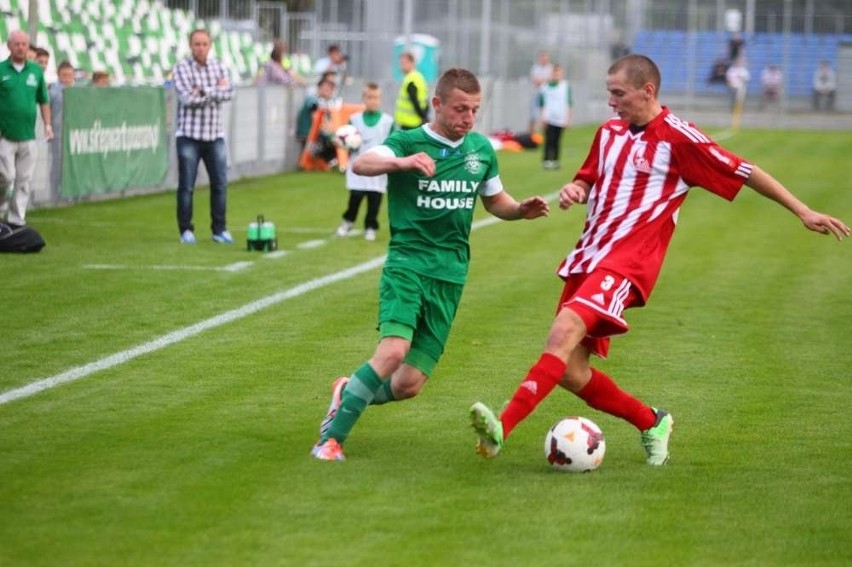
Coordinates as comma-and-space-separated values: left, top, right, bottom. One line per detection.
641, 408, 674, 465
469, 402, 504, 459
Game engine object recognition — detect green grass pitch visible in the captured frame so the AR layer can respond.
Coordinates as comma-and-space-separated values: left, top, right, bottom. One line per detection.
1, 127, 850, 566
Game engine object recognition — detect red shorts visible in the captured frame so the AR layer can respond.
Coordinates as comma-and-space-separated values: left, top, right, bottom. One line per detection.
557, 269, 642, 359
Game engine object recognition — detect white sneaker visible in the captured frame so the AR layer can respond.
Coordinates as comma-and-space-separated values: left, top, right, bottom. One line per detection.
180, 230, 196, 244
211, 230, 234, 244
336, 220, 353, 237
364, 228, 377, 241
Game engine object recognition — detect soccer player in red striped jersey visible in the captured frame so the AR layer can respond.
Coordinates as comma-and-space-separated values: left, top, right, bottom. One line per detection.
470, 54, 849, 466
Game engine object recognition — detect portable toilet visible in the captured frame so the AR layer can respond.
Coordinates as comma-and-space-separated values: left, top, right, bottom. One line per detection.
392, 34, 440, 83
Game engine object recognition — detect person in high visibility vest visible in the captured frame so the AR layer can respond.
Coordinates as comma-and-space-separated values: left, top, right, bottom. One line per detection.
394, 52, 429, 130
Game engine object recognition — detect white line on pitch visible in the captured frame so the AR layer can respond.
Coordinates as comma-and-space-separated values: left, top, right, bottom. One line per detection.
222, 261, 254, 272
1, 191, 558, 407
296, 239, 327, 249
713, 130, 736, 141
0, 255, 387, 406
281, 227, 337, 234
83, 262, 254, 272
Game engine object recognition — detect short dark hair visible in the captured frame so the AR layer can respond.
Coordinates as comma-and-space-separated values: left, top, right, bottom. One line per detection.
608, 54, 661, 93
35, 47, 49, 58
57, 60, 74, 72
435, 68, 480, 101
189, 29, 211, 43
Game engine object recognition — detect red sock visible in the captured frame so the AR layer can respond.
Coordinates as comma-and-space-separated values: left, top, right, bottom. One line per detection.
500, 353, 567, 439
577, 368, 656, 431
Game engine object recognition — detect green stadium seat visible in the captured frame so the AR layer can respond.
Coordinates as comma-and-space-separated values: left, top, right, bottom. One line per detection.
39, 0, 55, 26
126, 33, 141, 56
1, 0, 269, 85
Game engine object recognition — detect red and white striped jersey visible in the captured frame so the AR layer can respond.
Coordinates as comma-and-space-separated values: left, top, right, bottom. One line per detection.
557, 107, 753, 303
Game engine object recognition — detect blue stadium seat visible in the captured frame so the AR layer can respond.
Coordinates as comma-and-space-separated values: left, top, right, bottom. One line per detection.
633, 29, 842, 98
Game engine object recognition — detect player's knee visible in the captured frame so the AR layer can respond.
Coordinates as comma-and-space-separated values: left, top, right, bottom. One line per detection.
545, 309, 586, 355
378, 350, 407, 374
372, 339, 410, 376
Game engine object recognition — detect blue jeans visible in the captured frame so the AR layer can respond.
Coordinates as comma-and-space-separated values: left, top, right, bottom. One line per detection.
176, 136, 228, 234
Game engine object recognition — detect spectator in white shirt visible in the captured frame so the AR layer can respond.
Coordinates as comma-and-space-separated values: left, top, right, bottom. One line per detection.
725, 57, 750, 111
313, 44, 347, 85
812, 60, 836, 111
759, 63, 783, 110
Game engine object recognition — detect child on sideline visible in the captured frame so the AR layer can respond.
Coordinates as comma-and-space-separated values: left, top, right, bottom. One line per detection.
539, 64, 572, 170
336, 83, 395, 241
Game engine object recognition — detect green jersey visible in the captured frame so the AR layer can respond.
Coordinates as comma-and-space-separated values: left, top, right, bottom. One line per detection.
0, 58, 49, 141
383, 125, 502, 284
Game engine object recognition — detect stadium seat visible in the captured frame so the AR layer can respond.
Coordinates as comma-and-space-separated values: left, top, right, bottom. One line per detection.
37, 0, 53, 26
1, 0, 271, 85
633, 29, 844, 98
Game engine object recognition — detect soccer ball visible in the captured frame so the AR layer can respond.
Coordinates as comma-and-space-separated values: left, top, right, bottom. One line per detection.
333, 124, 362, 152
544, 416, 606, 472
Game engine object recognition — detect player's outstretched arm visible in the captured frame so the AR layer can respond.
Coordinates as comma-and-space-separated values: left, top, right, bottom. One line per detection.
352, 149, 435, 177
746, 166, 850, 241
482, 192, 549, 221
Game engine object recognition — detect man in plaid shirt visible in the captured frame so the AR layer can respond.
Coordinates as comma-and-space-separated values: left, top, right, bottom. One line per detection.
173, 28, 235, 244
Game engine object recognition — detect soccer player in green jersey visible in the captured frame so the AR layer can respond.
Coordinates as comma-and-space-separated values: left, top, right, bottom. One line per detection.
312, 68, 550, 461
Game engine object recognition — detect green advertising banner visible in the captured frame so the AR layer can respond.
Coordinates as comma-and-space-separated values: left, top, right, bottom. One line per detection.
61, 87, 168, 197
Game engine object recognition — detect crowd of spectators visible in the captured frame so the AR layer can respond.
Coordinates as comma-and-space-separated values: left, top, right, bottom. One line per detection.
706, 33, 840, 113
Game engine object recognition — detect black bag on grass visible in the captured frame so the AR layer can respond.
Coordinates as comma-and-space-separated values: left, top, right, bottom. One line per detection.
514, 133, 540, 149
0, 221, 46, 253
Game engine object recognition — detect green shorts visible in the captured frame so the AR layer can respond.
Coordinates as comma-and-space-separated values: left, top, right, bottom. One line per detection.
378, 267, 465, 377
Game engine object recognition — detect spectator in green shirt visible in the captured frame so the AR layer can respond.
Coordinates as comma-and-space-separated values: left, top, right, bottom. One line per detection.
0, 30, 52, 226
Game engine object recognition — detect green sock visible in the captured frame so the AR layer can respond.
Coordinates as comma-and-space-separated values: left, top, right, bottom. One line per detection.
370, 379, 396, 405
324, 363, 383, 444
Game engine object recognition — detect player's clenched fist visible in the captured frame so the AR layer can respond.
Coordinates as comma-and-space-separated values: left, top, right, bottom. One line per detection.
559, 182, 588, 210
